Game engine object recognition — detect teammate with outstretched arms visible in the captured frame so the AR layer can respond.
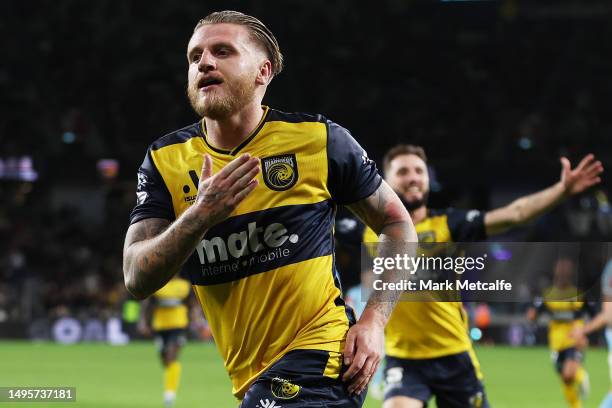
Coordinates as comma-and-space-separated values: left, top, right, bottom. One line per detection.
337, 144, 602, 408
123, 11, 416, 407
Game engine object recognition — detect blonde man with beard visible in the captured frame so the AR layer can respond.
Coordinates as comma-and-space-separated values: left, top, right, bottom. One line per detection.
123, 11, 417, 407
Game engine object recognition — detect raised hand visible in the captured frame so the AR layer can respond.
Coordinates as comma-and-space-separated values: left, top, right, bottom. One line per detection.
560, 154, 604, 196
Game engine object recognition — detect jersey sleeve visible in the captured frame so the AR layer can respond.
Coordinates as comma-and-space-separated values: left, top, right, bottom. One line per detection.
602, 260, 612, 298
326, 120, 382, 205
446, 208, 487, 241
129, 148, 175, 225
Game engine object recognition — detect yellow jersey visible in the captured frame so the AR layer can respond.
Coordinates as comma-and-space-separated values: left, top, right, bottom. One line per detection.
360, 208, 486, 362
129, 107, 382, 398
151, 277, 191, 331
533, 286, 593, 351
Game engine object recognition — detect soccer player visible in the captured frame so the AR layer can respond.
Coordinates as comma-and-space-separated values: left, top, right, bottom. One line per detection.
527, 257, 596, 408
138, 275, 193, 408
337, 144, 602, 408
122, 11, 417, 407
571, 257, 612, 408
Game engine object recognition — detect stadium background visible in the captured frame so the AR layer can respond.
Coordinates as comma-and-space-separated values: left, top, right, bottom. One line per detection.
1, 0, 611, 407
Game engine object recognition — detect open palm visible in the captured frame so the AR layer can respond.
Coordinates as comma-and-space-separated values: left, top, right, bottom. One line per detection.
560, 153, 604, 196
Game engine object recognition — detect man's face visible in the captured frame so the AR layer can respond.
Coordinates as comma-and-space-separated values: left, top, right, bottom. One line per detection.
553, 258, 575, 287
386, 154, 430, 210
186, 23, 268, 119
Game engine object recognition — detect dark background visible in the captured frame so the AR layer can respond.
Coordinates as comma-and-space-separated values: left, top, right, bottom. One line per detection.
1, 0, 611, 334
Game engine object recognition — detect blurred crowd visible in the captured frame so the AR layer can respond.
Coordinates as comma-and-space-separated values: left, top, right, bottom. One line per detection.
0, 181, 133, 324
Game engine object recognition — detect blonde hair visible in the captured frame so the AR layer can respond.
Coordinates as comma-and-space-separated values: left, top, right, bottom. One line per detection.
195, 10, 284, 76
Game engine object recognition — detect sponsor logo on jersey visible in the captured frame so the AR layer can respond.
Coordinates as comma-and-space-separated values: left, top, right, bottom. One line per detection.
261, 154, 298, 191
136, 171, 149, 205
182, 170, 199, 203
271, 377, 300, 400
195, 221, 299, 265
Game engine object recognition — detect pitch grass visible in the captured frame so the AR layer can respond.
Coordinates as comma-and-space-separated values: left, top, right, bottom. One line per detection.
0, 341, 609, 408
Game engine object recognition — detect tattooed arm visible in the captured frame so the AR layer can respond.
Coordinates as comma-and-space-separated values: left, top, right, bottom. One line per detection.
348, 181, 417, 321
123, 215, 204, 299
341, 181, 417, 395
123, 153, 260, 299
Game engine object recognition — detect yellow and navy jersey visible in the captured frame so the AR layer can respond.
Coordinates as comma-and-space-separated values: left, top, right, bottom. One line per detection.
337, 208, 487, 361
151, 277, 191, 331
129, 106, 382, 398
533, 287, 595, 351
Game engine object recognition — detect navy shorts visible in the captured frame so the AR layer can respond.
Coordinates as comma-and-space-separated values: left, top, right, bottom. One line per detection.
552, 347, 583, 374
384, 352, 490, 408
154, 328, 186, 356
240, 349, 366, 408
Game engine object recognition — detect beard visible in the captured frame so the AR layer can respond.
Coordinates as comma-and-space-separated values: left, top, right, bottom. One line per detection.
187, 72, 257, 120
398, 191, 429, 212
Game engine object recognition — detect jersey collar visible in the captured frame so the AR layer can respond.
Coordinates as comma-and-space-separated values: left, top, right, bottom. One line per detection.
200, 106, 270, 156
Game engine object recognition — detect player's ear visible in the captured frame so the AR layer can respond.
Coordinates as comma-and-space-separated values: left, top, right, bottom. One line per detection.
256, 60, 273, 85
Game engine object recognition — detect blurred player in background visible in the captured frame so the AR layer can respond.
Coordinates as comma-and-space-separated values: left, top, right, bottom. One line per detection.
337, 144, 603, 408
571, 257, 612, 408
138, 275, 193, 408
527, 257, 596, 408
123, 10, 417, 407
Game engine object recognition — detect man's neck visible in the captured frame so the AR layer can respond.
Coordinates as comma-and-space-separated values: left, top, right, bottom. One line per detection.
203, 103, 265, 151
409, 206, 427, 225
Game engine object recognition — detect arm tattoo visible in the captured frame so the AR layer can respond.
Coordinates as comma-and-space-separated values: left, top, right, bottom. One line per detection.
123, 211, 208, 299
347, 181, 417, 322
127, 218, 170, 246
347, 184, 388, 234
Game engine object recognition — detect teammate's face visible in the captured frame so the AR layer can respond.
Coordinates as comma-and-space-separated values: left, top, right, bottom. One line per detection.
186, 23, 268, 119
386, 154, 430, 210
553, 258, 575, 287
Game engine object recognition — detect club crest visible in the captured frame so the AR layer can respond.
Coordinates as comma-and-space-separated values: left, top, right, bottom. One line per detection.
270, 377, 300, 400
261, 154, 298, 191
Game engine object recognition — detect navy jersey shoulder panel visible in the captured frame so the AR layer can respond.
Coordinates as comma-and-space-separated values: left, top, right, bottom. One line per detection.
150, 122, 202, 151
129, 147, 175, 225
266, 108, 326, 124
326, 120, 382, 205
443, 207, 487, 242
